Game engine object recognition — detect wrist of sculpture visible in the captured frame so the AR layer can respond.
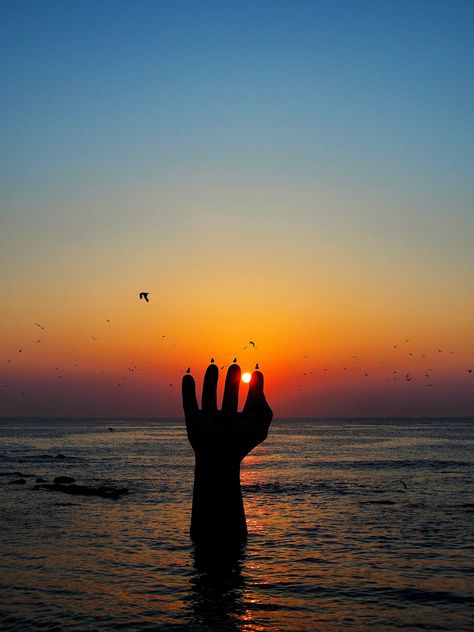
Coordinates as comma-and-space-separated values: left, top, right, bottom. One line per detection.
193, 456, 242, 485
191, 456, 247, 544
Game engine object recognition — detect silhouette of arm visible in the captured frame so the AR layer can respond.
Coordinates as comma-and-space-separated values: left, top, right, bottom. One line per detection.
182, 363, 273, 544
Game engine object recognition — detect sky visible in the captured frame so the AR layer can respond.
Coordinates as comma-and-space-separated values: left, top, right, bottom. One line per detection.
1, 0, 473, 418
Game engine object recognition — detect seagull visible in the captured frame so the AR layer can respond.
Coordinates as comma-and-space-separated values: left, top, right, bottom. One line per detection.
210, 358, 215, 363
91, 336, 98, 341
34, 322, 45, 330
139, 292, 149, 302
105, 319, 111, 324
255, 363, 259, 369
186, 367, 191, 373
249, 341, 255, 347
233, 357, 237, 363
468, 369, 472, 374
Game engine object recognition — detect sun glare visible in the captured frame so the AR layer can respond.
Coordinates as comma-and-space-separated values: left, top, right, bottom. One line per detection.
242, 372, 252, 383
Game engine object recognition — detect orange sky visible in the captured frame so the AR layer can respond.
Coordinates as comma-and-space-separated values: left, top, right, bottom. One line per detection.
1, 4, 473, 418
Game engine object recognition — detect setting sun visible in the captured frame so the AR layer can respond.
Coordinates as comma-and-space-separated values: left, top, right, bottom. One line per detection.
242, 372, 252, 383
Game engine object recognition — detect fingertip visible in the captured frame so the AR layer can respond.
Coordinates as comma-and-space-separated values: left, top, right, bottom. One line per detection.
182, 373, 195, 387
205, 363, 219, 378
182, 373, 198, 418
182, 373, 196, 401
250, 370, 264, 391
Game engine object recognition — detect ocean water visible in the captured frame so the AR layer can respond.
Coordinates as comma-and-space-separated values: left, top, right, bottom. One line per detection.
0, 417, 473, 631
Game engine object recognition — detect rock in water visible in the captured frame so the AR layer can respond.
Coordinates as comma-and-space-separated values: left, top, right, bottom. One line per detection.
53, 476, 75, 484
34, 483, 128, 499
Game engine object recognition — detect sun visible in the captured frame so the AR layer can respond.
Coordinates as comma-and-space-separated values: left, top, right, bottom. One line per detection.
242, 372, 252, 383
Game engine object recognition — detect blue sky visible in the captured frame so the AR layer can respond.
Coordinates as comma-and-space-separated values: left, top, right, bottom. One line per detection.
2, 0, 473, 197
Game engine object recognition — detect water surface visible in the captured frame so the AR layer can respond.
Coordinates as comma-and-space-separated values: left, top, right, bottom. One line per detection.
1, 418, 473, 631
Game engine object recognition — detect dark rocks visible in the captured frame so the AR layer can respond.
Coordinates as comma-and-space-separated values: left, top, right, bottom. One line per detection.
54, 454, 66, 460
35, 477, 47, 483
34, 483, 128, 499
9, 478, 26, 484
53, 476, 75, 484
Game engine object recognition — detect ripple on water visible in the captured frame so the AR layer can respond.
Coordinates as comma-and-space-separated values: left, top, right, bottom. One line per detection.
0, 418, 473, 631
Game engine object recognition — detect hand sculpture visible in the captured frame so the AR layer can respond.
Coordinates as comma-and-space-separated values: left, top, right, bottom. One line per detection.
182, 363, 273, 544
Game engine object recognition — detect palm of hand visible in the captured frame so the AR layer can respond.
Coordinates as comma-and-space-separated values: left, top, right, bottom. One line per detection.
186, 410, 270, 462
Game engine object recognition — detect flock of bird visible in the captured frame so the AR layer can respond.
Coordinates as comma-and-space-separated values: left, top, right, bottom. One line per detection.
293, 339, 473, 392
1, 292, 473, 397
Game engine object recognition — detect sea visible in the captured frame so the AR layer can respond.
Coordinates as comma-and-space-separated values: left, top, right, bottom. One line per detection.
0, 417, 473, 631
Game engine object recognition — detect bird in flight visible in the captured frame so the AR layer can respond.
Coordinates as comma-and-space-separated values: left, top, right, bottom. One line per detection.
34, 322, 45, 330
139, 292, 149, 302
249, 341, 256, 347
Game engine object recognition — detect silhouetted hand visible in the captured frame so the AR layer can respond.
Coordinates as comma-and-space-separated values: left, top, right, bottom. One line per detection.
182, 363, 273, 544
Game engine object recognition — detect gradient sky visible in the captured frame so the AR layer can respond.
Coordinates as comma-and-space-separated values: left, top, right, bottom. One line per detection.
1, 0, 473, 418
